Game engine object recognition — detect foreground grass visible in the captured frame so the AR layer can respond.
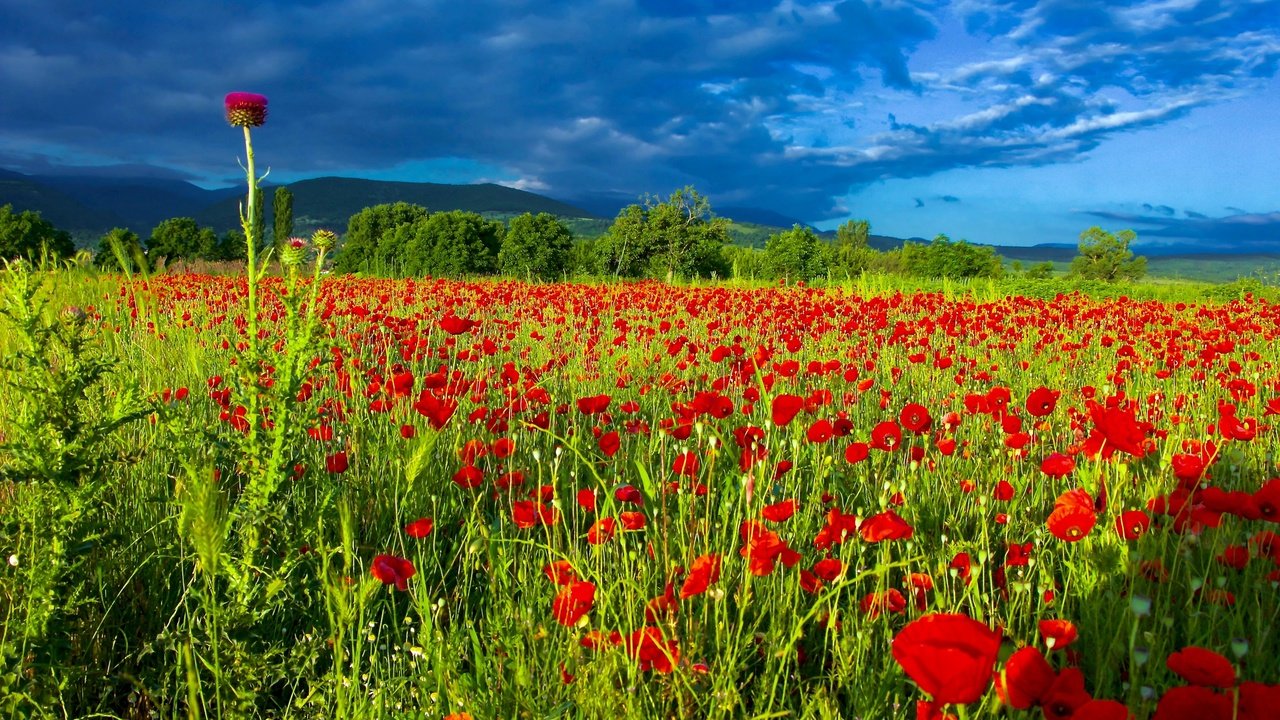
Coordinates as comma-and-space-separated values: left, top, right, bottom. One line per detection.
1, 266, 1278, 718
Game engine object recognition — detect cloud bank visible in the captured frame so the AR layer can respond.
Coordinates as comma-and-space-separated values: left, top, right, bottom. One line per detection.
0, 0, 1276, 222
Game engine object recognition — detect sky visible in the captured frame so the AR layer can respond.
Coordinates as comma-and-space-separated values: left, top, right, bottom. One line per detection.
0, 0, 1277, 249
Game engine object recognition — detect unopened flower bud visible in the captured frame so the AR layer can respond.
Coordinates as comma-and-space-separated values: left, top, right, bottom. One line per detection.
281, 237, 308, 268
312, 228, 338, 252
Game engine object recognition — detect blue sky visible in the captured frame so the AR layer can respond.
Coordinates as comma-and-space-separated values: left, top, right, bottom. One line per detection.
0, 0, 1276, 249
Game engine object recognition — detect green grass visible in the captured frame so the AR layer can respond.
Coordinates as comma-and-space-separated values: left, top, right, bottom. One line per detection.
1, 264, 1277, 718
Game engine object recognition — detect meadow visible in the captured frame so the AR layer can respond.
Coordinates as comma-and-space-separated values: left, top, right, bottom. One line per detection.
1, 256, 1278, 720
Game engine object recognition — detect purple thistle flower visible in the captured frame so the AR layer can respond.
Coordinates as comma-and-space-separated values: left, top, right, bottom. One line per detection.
224, 92, 268, 128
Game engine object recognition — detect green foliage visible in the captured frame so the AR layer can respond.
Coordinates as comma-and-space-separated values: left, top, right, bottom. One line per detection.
594, 187, 731, 280
1024, 261, 1055, 279
93, 227, 148, 272
0, 262, 150, 710
828, 219, 877, 278
0, 204, 74, 261
499, 212, 574, 280
272, 186, 294, 251
218, 228, 249, 261
333, 202, 428, 274
910, 234, 1006, 279
763, 224, 829, 281
396, 210, 505, 277
1069, 226, 1148, 282
146, 217, 220, 266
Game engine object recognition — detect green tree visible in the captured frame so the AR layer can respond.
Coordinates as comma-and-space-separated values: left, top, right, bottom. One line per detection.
398, 211, 504, 277
146, 218, 218, 267
273, 186, 294, 251
0, 204, 74, 261
764, 225, 828, 281
94, 228, 148, 271
1025, 261, 1055, 279
218, 229, 249, 262
333, 202, 429, 274
1069, 227, 1147, 282
830, 219, 876, 277
594, 186, 731, 280
499, 212, 574, 280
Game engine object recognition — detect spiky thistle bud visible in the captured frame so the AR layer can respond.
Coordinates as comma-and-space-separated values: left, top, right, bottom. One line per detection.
311, 229, 338, 253
281, 237, 308, 268
225, 92, 268, 128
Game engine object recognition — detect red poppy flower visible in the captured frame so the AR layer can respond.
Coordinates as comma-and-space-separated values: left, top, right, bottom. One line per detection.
1070, 699, 1132, 720
439, 315, 478, 335
598, 430, 621, 457
619, 511, 646, 530
587, 517, 617, 544
1166, 646, 1235, 689
452, 464, 484, 489
860, 588, 907, 618
1047, 505, 1096, 542
771, 394, 804, 426
1114, 510, 1151, 540
762, 499, 798, 522
950, 552, 973, 584
404, 517, 434, 539
1038, 619, 1079, 650
860, 509, 914, 542
900, 403, 933, 434
615, 485, 644, 505
994, 646, 1054, 709
845, 442, 871, 464
543, 560, 577, 585
1026, 386, 1060, 417
740, 520, 803, 576
812, 557, 843, 582
870, 420, 903, 451
325, 451, 349, 474
551, 580, 595, 626
813, 507, 859, 550
576, 394, 611, 414
1040, 667, 1092, 720
891, 613, 1002, 705
1041, 453, 1076, 478
1152, 685, 1232, 720
1082, 400, 1150, 460
1238, 682, 1280, 719
370, 554, 416, 591
627, 626, 680, 673
679, 553, 722, 599
672, 451, 700, 477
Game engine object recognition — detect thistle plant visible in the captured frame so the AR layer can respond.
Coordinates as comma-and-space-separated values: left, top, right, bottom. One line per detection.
186, 93, 335, 606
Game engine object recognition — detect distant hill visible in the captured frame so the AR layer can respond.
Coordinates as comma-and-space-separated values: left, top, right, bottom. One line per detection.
195, 177, 598, 233
31, 174, 242, 232
718, 207, 807, 228
0, 169, 126, 234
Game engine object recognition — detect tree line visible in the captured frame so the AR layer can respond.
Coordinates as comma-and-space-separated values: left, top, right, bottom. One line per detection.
1, 184, 1147, 283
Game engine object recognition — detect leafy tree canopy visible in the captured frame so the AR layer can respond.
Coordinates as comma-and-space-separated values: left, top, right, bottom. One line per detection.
595, 186, 731, 281
499, 212, 574, 281
1069, 226, 1147, 282
0, 204, 75, 261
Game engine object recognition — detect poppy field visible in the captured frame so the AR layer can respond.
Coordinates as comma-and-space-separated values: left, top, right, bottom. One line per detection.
2, 262, 1279, 719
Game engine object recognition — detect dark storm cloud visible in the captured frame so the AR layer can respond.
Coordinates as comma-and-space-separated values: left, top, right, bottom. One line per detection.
0, 0, 1276, 220
1083, 208, 1280, 251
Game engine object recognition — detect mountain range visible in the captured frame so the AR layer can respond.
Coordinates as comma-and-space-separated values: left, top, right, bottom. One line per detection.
1, 167, 1274, 267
